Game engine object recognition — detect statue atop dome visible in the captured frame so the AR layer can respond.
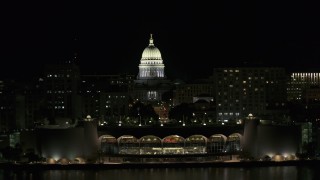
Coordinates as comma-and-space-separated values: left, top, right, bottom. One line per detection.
149, 34, 154, 45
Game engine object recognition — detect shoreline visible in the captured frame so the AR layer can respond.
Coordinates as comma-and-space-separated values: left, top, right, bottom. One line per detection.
0, 160, 318, 170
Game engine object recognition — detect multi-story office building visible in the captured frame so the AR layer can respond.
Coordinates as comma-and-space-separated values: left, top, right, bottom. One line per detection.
287, 73, 320, 125
214, 67, 286, 122
80, 74, 134, 122
0, 80, 16, 130
43, 62, 81, 123
305, 87, 320, 104
287, 72, 320, 101
1, 78, 46, 130
15, 78, 46, 129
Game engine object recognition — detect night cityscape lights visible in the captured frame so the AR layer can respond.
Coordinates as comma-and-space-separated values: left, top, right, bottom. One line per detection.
0, 34, 318, 165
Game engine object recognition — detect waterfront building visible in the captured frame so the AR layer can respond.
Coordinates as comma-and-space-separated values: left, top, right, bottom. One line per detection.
35, 119, 98, 162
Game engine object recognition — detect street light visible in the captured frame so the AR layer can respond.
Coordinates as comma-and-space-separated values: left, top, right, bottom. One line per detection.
119, 116, 122, 126
182, 115, 185, 126
203, 112, 207, 125
137, 107, 141, 126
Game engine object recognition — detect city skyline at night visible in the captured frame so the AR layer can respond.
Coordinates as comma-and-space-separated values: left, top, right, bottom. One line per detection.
2, 2, 320, 177
1, 1, 320, 80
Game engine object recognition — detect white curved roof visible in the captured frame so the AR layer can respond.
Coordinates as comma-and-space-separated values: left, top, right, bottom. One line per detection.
141, 34, 162, 60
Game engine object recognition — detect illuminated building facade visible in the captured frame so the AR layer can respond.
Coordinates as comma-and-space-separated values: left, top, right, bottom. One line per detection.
36, 120, 98, 162
13, 116, 301, 163
99, 134, 241, 155
133, 34, 172, 102
214, 67, 287, 122
137, 34, 165, 80
287, 73, 320, 125
96, 120, 300, 160
287, 72, 320, 101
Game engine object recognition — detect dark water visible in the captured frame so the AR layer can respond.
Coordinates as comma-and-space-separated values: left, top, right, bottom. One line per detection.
0, 166, 317, 180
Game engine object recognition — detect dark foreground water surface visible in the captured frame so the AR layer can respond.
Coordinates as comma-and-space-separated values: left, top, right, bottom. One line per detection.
0, 166, 318, 180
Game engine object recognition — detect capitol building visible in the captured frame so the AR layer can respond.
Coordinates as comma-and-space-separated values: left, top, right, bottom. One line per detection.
132, 34, 172, 102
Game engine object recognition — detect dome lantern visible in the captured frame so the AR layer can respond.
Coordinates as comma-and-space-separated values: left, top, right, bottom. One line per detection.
141, 34, 162, 60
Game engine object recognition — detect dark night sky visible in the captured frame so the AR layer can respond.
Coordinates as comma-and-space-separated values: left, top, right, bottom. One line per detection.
1, 1, 320, 80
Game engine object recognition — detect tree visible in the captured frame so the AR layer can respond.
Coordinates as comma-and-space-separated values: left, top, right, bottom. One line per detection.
24, 148, 40, 162
168, 103, 194, 123
1, 143, 23, 162
161, 90, 173, 102
128, 101, 159, 125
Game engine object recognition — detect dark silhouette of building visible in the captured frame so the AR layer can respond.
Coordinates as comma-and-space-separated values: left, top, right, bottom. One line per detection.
80, 74, 134, 123
173, 78, 214, 105
0, 80, 16, 130
43, 62, 81, 123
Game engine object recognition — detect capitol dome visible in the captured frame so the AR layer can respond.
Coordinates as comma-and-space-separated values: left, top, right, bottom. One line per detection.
137, 34, 166, 80
141, 34, 162, 60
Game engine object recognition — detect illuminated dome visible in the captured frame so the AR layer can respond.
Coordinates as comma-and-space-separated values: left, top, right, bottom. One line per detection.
137, 34, 166, 80
141, 34, 162, 60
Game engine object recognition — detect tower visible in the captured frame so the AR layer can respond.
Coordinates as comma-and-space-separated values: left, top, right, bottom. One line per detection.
243, 113, 259, 158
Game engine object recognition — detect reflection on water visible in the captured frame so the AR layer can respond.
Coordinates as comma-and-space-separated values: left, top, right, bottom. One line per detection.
0, 166, 317, 180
